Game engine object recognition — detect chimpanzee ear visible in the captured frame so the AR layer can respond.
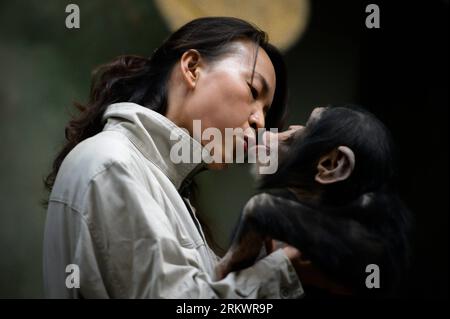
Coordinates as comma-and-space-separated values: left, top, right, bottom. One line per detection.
315, 146, 355, 184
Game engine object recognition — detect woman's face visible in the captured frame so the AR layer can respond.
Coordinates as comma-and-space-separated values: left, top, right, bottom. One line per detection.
168, 40, 276, 169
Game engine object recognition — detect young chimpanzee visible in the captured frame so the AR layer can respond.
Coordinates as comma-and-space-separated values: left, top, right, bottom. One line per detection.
217, 105, 412, 297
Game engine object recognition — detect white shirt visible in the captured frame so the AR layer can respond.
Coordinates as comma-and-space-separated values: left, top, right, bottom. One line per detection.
43, 102, 304, 298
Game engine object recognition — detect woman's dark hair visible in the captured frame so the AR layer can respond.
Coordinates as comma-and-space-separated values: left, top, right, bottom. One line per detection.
44, 17, 288, 254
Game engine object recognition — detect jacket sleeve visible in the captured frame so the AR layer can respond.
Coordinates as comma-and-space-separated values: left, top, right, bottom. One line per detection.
74, 161, 304, 298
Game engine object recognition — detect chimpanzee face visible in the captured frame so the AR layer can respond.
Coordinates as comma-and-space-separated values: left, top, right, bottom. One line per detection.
250, 107, 327, 178
268, 107, 327, 164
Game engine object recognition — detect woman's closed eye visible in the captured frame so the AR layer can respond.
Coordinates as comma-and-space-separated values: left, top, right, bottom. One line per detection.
247, 81, 269, 116
247, 83, 259, 100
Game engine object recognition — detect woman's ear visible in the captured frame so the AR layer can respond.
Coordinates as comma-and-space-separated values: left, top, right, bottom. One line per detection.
315, 146, 355, 184
180, 49, 201, 89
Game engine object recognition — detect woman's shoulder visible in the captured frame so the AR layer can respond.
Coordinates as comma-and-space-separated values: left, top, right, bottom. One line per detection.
49, 130, 147, 203
65, 130, 134, 170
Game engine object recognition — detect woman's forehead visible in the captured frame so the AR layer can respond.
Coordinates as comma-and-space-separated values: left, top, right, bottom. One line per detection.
222, 41, 275, 83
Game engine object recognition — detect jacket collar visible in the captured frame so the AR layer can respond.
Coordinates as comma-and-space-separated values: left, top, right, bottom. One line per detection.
102, 102, 207, 190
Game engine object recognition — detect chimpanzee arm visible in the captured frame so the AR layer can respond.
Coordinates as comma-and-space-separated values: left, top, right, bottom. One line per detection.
217, 189, 396, 286
216, 191, 316, 278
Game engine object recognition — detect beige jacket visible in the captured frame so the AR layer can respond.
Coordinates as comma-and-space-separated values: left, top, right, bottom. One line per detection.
43, 102, 303, 298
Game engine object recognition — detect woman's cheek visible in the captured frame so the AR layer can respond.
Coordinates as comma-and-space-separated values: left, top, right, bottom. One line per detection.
205, 98, 245, 130
197, 75, 250, 129
225, 86, 252, 124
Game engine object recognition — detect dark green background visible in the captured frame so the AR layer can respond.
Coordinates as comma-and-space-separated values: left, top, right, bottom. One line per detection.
0, 1, 447, 298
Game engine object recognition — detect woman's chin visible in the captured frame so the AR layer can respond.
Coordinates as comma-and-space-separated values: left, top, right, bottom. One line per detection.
247, 145, 271, 179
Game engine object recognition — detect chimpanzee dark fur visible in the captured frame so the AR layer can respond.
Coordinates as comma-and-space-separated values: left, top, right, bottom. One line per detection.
220, 105, 412, 297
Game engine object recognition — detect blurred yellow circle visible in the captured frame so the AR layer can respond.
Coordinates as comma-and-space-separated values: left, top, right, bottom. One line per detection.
154, 0, 310, 52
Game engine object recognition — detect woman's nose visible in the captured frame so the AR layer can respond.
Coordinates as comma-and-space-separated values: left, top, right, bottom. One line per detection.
248, 109, 265, 131
249, 112, 265, 131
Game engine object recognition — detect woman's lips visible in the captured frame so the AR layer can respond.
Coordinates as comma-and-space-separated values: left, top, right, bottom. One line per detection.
243, 134, 271, 156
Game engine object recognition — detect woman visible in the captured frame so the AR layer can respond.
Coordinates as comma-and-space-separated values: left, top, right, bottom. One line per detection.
43, 17, 304, 298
